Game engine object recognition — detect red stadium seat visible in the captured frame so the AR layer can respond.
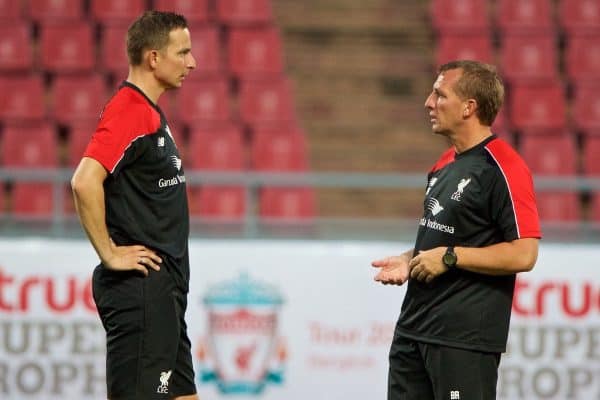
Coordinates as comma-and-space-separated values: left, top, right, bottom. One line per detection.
536, 192, 581, 222
559, 0, 600, 35
565, 35, 600, 83
590, 195, 600, 222
520, 135, 580, 222
188, 124, 245, 170
492, 107, 511, 136
259, 187, 316, 220
154, 0, 210, 23
251, 126, 308, 171
519, 134, 578, 175
495, 0, 553, 33
50, 74, 107, 125
11, 184, 55, 218
39, 22, 95, 74
27, 0, 83, 21
508, 81, 567, 133
435, 35, 494, 67
188, 25, 223, 77
227, 27, 284, 77
571, 82, 600, 135
67, 121, 97, 167
100, 24, 129, 78
239, 78, 296, 125
499, 33, 558, 82
0, 75, 45, 121
429, 0, 490, 34
0, 22, 33, 72
90, 0, 146, 26
217, 0, 273, 25
583, 136, 600, 175
0, 0, 23, 19
174, 78, 231, 124
192, 186, 246, 219
2, 122, 58, 167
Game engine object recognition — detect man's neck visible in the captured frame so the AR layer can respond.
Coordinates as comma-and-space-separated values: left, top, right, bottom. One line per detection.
451, 125, 493, 154
126, 67, 164, 104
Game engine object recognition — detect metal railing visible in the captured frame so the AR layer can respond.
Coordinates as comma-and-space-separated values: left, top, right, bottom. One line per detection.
2, 167, 600, 241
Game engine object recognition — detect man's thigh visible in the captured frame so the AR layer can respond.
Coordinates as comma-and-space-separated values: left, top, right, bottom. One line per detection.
388, 335, 435, 400
420, 342, 500, 400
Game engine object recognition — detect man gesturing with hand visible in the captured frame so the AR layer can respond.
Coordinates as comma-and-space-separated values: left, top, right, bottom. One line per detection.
372, 60, 541, 400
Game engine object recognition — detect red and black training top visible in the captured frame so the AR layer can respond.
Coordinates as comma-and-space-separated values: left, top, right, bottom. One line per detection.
83, 82, 190, 288
396, 135, 541, 353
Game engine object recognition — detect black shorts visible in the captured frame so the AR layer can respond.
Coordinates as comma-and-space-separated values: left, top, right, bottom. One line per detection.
388, 335, 500, 400
92, 259, 197, 400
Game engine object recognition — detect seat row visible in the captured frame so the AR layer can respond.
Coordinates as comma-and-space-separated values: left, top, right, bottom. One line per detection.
431, 0, 600, 35
0, 74, 296, 128
0, 23, 284, 78
0, 0, 273, 26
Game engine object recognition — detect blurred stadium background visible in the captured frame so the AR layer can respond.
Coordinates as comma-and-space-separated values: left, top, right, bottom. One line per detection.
0, 0, 599, 241
0, 2, 599, 400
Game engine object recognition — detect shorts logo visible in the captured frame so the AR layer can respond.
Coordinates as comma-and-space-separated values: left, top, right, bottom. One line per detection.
196, 272, 287, 395
450, 390, 460, 399
158, 136, 165, 147
156, 370, 172, 394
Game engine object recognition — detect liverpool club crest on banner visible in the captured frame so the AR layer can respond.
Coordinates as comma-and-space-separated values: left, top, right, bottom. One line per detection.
196, 272, 287, 395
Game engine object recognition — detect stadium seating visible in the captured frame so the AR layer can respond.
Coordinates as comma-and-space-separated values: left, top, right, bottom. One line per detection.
1, 123, 58, 168
434, 35, 494, 67
67, 121, 97, 167
90, 0, 146, 26
429, 0, 490, 34
11, 184, 55, 218
39, 22, 95, 74
193, 186, 246, 220
188, 124, 245, 170
495, 0, 554, 33
564, 35, 600, 83
499, 33, 558, 82
558, 0, 600, 35
259, 187, 316, 219
535, 192, 581, 222
0, 75, 46, 121
239, 78, 296, 125
174, 77, 232, 124
50, 74, 107, 126
0, 0, 22, 19
520, 134, 581, 222
571, 82, 600, 135
217, 0, 273, 25
188, 25, 223, 77
154, 0, 210, 23
100, 24, 129, 79
227, 27, 284, 77
251, 125, 308, 171
508, 81, 567, 133
583, 136, 600, 176
0, 23, 33, 72
27, 0, 84, 21
519, 134, 578, 175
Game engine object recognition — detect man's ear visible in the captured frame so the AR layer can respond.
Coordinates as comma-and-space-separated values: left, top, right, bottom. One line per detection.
147, 49, 160, 69
463, 99, 477, 118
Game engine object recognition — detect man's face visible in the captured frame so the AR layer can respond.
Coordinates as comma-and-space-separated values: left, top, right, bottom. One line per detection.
154, 27, 196, 89
424, 68, 466, 135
